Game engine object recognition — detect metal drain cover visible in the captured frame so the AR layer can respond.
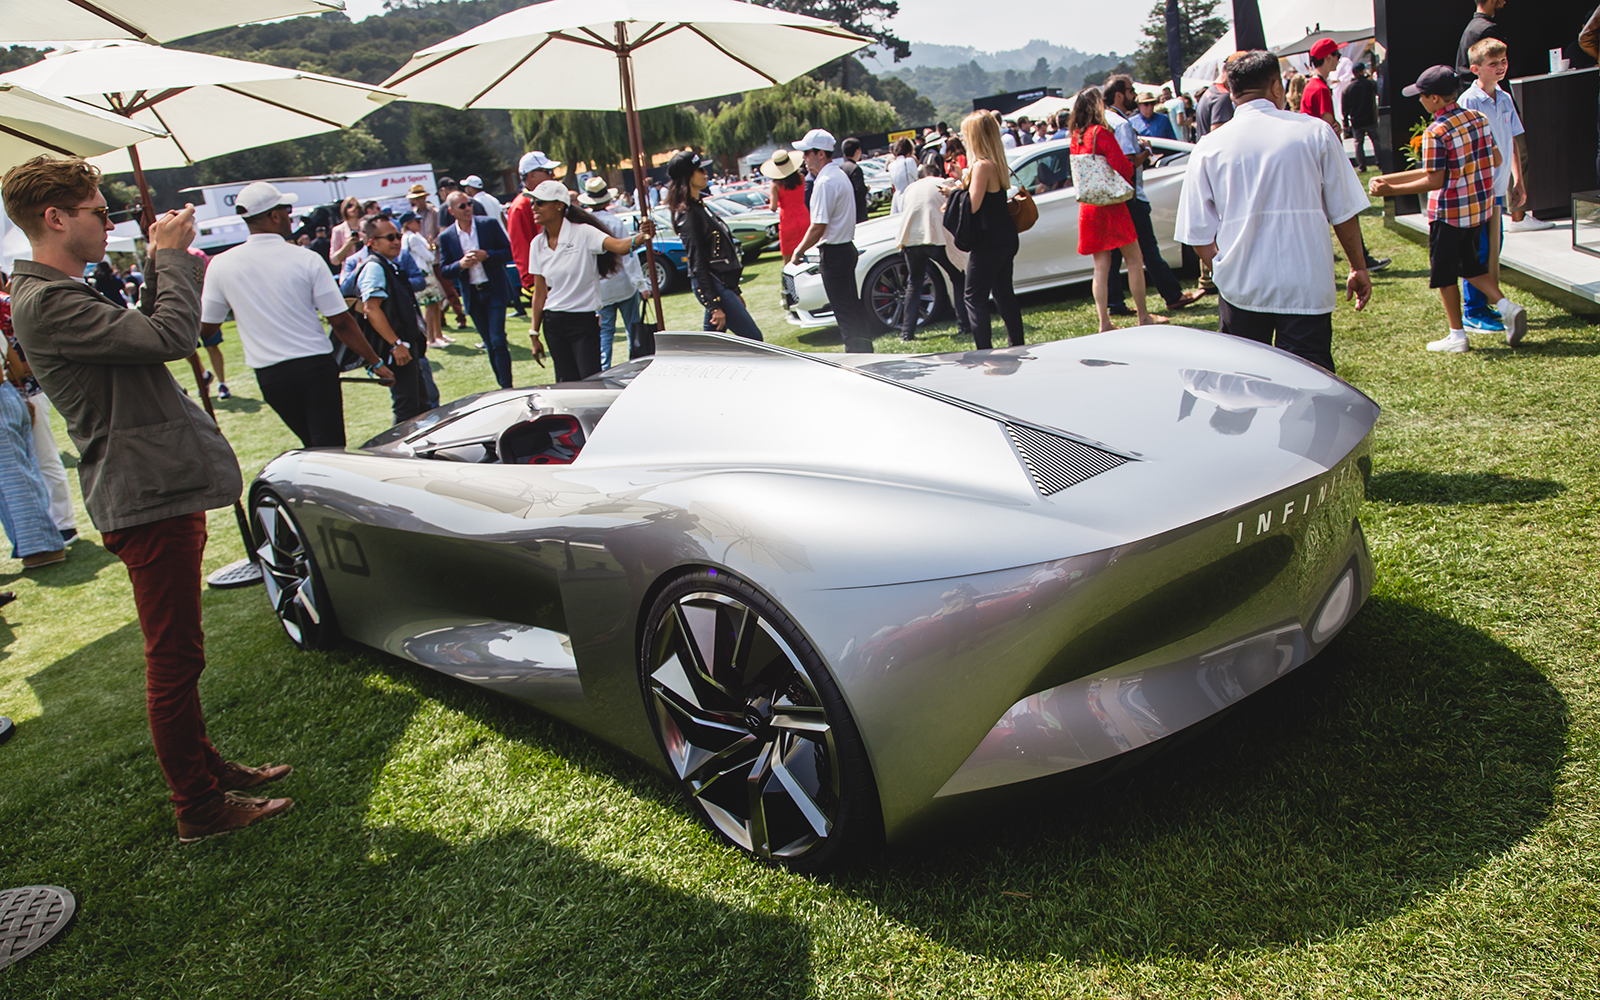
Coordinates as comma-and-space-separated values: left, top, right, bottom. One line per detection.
0, 885, 76, 969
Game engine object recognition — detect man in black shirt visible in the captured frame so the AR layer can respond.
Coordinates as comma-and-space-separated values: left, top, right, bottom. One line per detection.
1457, 0, 1509, 82
839, 137, 870, 223
1342, 63, 1381, 170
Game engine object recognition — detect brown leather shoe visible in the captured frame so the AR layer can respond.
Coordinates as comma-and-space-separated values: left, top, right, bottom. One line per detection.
1164, 289, 1207, 310
21, 550, 65, 569
216, 760, 292, 792
177, 791, 292, 844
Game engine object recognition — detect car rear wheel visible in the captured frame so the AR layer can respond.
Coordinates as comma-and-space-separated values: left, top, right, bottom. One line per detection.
640, 571, 880, 871
252, 490, 339, 651
864, 254, 945, 335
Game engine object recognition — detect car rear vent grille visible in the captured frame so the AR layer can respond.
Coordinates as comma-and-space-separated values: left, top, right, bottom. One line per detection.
781, 273, 798, 308
1007, 423, 1127, 495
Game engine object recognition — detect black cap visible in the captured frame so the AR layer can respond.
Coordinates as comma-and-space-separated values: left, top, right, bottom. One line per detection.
1402, 65, 1458, 98
667, 150, 712, 181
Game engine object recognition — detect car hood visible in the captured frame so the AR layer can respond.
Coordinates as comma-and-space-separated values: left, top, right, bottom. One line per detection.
845, 329, 1378, 508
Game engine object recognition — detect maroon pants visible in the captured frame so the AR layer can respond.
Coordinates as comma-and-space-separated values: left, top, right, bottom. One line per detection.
101, 512, 221, 816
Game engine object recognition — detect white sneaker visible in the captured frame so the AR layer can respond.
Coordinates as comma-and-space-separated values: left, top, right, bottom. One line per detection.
1427, 331, 1471, 352
1503, 215, 1553, 232
1500, 300, 1528, 346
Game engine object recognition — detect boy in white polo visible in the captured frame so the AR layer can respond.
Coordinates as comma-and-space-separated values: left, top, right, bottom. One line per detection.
199, 182, 391, 447
1457, 37, 1525, 336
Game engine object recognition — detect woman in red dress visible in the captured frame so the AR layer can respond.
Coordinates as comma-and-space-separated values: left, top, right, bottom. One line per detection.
1069, 87, 1153, 331
762, 149, 810, 264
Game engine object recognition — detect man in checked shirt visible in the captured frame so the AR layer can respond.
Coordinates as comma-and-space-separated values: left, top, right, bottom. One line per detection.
1369, 65, 1529, 352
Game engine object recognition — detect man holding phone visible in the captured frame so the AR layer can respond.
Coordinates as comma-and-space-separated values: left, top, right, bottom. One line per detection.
3, 155, 295, 842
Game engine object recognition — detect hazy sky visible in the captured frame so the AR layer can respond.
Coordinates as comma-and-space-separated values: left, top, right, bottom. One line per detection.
337, 0, 1150, 57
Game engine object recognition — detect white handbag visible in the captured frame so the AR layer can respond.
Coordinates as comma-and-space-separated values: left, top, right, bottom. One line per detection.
1071, 150, 1135, 207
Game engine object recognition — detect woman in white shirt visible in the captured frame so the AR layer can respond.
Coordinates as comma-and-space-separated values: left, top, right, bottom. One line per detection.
526, 180, 653, 383
887, 137, 918, 215
399, 211, 450, 347
896, 165, 972, 342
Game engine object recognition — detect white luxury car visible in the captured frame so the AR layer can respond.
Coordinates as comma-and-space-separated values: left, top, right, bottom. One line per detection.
781, 136, 1196, 334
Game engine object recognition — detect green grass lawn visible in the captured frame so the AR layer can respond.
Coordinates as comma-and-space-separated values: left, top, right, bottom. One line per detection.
2, 209, 1597, 998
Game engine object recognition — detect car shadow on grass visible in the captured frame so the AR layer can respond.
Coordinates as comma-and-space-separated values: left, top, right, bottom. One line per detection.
824, 596, 1566, 961
3, 617, 811, 998
1368, 470, 1565, 504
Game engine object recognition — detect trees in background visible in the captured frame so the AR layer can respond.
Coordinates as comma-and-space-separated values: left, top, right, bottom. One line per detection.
1132, 0, 1228, 85
703, 76, 898, 161
510, 106, 706, 178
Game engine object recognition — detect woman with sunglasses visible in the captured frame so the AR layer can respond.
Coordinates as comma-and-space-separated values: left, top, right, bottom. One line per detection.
526, 181, 654, 383
328, 196, 365, 269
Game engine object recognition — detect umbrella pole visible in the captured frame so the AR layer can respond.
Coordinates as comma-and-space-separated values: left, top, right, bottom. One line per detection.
616, 22, 664, 335
126, 143, 210, 392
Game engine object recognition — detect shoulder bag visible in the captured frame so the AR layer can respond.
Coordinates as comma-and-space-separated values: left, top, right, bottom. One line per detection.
1070, 127, 1135, 207
1007, 166, 1039, 233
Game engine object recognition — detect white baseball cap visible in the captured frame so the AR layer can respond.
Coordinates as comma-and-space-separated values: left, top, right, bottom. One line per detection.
461, 174, 486, 189
792, 128, 837, 153
233, 180, 298, 218
530, 180, 570, 204
519, 150, 560, 175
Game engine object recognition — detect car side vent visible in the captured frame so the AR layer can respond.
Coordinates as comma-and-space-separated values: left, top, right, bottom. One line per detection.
1007, 423, 1127, 495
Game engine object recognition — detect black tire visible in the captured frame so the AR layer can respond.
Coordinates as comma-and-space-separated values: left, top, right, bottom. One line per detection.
251, 490, 340, 651
639, 570, 882, 871
863, 254, 945, 335
646, 254, 679, 294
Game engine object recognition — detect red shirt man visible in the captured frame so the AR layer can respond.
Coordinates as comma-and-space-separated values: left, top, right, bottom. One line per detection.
1300, 38, 1342, 136
508, 150, 559, 288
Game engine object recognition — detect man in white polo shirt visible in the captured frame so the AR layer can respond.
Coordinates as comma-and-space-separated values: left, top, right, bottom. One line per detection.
461, 175, 507, 236
1175, 51, 1372, 373
200, 182, 393, 448
789, 128, 873, 353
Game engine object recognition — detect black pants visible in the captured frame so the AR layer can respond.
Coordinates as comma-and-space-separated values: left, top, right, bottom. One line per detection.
388, 340, 429, 425
1351, 125, 1379, 170
254, 352, 345, 448
1111, 196, 1183, 307
1218, 298, 1336, 373
544, 310, 602, 383
965, 234, 1023, 350
819, 243, 873, 353
902, 244, 971, 339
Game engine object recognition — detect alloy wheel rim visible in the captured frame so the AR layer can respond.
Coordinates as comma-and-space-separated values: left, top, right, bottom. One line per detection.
870, 259, 935, 329
254, 496, 321, 645
648, 591, 840, 859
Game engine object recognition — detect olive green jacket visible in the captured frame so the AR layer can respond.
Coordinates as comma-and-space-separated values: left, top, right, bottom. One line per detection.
9, 249, 242, 532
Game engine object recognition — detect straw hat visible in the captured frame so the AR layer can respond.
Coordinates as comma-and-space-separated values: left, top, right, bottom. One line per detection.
577, 175, 618, 206
760, 149, 801, 180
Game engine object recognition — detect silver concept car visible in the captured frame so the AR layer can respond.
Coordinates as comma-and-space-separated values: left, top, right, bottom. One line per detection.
250, 329, 1377, 870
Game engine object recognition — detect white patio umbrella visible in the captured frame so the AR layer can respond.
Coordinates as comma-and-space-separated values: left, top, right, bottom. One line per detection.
0, 80, 164, 167
0, 0, 346, 45
0, 41, 402, 225
382, 0, 871, 326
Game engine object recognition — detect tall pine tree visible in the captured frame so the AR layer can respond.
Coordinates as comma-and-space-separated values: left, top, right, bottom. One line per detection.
1132, 0, 1228, 85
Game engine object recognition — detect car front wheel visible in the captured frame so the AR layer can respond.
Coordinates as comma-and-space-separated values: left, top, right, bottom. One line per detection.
252, 490, 339, 651
640, 570, 881, 871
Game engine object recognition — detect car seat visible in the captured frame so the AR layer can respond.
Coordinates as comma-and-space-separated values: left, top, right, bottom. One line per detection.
497, 414, 586, 465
